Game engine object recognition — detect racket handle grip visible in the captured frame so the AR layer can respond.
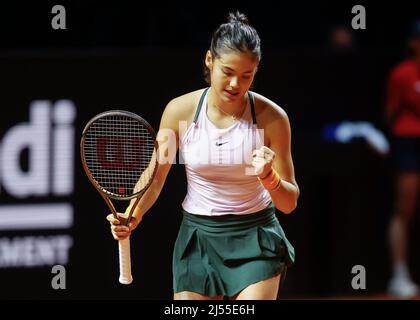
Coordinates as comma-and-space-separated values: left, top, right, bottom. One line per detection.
118, 237, 133, 285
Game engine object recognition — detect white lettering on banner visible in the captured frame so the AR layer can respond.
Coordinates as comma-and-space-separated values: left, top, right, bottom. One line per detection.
0, 203, 73, 230
0, 235, 73, 268
0, 100, 76, 269
0, 101, 50, 197
0, 100, 76, 198
52, 100, 76, 195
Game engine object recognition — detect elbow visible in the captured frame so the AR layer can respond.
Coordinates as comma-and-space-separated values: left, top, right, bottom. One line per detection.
276, 193, 299, 214
281, 203, 297, 215
276, 200, 298, 215
273, 185, 300, 214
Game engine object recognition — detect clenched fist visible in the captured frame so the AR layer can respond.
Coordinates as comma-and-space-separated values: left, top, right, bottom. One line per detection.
252, 146, 275, 178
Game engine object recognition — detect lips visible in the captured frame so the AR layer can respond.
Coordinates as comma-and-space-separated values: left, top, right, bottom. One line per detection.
224, 90, 239, 97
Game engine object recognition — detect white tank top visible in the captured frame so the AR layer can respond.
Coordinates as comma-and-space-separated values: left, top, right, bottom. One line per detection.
180, 88, 272, 216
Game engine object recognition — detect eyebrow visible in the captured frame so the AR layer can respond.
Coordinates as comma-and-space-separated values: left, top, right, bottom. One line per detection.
222, 66, 254, 74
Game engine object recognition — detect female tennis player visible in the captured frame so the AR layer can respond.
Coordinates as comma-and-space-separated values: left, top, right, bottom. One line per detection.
108, 11, 299, 300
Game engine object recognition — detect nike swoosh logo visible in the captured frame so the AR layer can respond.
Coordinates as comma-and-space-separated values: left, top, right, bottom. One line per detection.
215, 141, 229, 146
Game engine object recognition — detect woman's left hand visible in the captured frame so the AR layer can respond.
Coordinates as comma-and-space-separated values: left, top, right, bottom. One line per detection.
252, 146, 276, 178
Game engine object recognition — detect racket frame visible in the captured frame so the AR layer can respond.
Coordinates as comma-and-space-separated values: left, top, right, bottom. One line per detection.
80, 110, 158, 284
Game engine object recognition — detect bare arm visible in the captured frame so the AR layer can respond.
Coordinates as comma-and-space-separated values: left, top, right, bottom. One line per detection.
254, 102, 299, 214
108, 99, 181, 239
266, 109, 300, 214
129, 100, 181, 220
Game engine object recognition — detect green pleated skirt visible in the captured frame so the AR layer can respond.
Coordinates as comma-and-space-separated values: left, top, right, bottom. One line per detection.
172, 203, 295, 297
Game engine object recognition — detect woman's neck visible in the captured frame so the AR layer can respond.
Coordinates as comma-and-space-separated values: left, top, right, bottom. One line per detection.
208, 88, 247, 116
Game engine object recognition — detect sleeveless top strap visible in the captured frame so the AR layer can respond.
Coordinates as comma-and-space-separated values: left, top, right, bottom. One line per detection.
248, 91, 257, 125
193, 87, 210, 123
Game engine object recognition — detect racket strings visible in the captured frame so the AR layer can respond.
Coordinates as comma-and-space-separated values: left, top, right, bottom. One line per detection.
134, 149, 157, 193
83, 115, 156, 197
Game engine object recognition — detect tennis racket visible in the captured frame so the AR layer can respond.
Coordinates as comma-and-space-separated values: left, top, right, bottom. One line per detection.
80, 110, 158, 284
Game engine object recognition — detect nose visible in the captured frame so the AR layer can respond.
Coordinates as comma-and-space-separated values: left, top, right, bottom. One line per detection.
229, 76, 239, 89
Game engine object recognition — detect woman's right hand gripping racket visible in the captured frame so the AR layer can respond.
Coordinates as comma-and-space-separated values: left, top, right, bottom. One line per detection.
80, 110, 158, 284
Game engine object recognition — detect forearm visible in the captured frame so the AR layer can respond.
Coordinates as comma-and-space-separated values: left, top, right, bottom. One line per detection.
268, 179, 299, 214
127, 175, 165, 220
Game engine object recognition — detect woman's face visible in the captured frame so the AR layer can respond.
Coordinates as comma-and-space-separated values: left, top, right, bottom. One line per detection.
205, 50, 259, 104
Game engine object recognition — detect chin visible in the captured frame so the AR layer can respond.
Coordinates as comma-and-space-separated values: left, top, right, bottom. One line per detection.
222, 89, 242, 102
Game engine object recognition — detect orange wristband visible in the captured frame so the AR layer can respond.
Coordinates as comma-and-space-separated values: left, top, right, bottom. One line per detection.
258, 169, 281, 191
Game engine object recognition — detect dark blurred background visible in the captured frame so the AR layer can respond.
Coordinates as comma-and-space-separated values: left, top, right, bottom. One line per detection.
0, 1, 419, 299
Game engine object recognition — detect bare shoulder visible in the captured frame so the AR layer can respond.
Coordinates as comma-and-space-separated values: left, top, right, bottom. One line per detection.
160, 88, 206, 130
250, 91, 291, 147
250, 91, 290, 129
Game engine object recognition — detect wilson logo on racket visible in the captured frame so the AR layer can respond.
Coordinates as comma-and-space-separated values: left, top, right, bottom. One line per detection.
96, 137, 145, 170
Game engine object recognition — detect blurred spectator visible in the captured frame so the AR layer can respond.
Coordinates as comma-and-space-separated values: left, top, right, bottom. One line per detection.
386, 19, 420, 299
328, 25, 357, 53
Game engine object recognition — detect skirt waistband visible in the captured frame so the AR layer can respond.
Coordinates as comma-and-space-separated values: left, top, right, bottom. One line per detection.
181, 203, 277, 233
